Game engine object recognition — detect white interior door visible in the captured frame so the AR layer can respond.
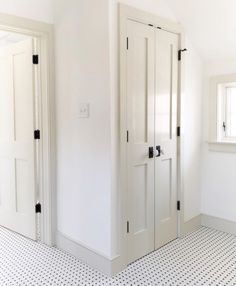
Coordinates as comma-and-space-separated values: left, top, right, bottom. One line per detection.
126, 20, 155, 263
155, 29, 178, 249
0, 39, 37, 240
125, 20, 179, 263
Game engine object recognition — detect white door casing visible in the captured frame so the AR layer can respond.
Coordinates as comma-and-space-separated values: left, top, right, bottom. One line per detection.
0, 39, 37, 240
126, 20, 155, 263
155, 29, 178, 249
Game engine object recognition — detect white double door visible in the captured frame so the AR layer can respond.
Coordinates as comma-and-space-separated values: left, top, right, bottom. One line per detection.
0, 39, 37, 240
126, 20, 179, 263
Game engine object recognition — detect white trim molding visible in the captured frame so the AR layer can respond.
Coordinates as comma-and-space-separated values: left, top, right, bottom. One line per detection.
201, 214, 236, 236
208, 73, 236, 151
208, 141, 236, 153
181, 215, 201, 236
0, 13, 55, 246
56, 232, 122, 277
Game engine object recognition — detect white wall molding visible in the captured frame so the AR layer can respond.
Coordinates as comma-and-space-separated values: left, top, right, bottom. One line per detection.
56, 215, 236, 277
201, 214, 236, 235
207, 141, 236, 153
56, 232, 124, 277
181, 214, 236, 238
181, 215, 201, 236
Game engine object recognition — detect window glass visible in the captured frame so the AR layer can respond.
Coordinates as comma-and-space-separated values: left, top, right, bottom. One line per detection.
226, 87, 236, 137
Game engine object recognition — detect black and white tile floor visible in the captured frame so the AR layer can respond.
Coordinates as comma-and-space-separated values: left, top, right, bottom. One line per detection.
0, 226, 236, 285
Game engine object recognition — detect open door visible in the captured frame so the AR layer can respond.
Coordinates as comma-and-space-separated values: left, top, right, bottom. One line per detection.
0, 39, 37, 240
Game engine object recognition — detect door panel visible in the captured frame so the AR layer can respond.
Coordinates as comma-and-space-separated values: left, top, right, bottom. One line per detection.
14, 52, 33, 141
127, 20, 155, 263
133, 164, 147, 233
0, 39, 36, 240
0, 57, 12, 143
155, 29, 178, 249
159, 159, 172, 219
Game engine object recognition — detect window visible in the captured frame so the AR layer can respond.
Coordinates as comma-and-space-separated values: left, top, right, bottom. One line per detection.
209, 74, 236, 152
217, 82, 236, 142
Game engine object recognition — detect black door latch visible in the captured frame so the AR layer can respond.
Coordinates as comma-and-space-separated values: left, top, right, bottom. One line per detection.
149, 147, 154, 158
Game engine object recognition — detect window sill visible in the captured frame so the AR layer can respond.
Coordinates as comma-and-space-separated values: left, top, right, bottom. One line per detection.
208, 141, 236, 153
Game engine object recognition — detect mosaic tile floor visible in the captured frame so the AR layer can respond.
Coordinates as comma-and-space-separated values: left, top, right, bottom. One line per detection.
0, 226, 236, 285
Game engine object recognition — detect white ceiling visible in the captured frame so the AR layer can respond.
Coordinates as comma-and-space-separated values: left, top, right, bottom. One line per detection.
166, 0, 236, 61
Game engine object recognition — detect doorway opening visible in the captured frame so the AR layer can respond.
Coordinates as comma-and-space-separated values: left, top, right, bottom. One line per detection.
0, 30, 40, 240
0, 15, 54, 246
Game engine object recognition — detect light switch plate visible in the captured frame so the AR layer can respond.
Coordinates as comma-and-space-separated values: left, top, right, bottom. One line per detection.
78, 103, 89, 118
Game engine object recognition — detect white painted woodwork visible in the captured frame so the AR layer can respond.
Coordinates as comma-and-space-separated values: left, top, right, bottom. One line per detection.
155, 29, 178, 248
126, 20, 179, 262
126, 20, 155, 263
0, 39, 36, 240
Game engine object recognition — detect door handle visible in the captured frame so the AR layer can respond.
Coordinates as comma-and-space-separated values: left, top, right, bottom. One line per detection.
149, 147, 154, 158
156, 146, 164, 157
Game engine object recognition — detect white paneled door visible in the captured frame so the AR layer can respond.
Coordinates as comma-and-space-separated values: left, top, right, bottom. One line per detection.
127, 20, 155, 264
126, 20, 179, 263
0, 39, 37, 240
155, 29, 178, 249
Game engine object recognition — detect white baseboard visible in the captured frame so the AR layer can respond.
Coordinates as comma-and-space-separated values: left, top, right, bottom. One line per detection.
56, 216, 236, 277
56, 231, 124, 276
201, 214, 236, 236
181, 215, 201, 236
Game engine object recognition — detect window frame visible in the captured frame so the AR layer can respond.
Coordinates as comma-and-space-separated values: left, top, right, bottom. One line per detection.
209, 74, 236, 152
218, 83, 236, 142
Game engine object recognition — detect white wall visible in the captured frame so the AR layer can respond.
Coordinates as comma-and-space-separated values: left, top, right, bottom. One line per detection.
54, 0, 113, 257
182, 39, 203, 222
0, 0, 53, 23
201, 60, 236, 222
114, 0, 176, 19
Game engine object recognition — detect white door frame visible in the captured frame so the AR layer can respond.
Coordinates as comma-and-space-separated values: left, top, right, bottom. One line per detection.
0, 13, 55, 246
119, 4, 186, 267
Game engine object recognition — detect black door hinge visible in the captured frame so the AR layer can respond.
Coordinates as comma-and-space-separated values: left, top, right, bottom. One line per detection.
126, 37, 129, 50
34, 130, 40, 140
33, 55, 39, 64
177, 201, 181, 211
127, 131, 129, 143
127, 221, 130, 233
178, 49, 187, 61
177, 126, 181, 137
35, 203, 41, 213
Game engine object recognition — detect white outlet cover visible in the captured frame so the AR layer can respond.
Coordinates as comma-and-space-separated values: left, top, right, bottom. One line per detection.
78, 103, 89, 118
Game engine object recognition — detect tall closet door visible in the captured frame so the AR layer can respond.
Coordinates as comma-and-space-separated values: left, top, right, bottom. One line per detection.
126, 20, 155, 264
155, 29, 179, 249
